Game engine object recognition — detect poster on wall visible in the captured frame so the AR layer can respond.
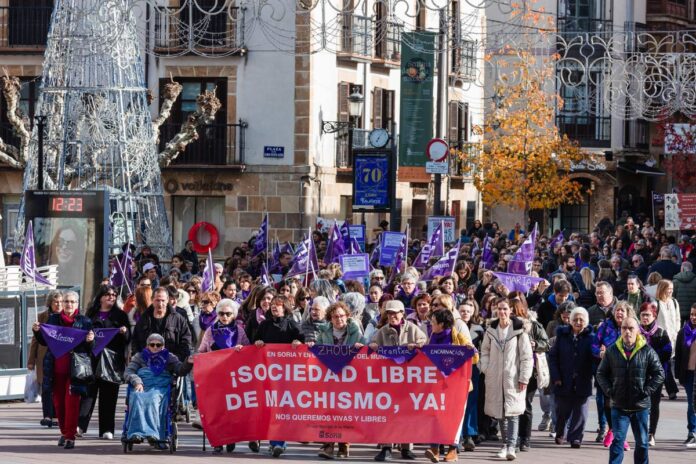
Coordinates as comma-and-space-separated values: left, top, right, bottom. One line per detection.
664, 193, 696, 230
427, 216, 457, 243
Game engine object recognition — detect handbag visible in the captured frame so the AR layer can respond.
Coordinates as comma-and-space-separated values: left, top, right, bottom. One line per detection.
96, 348, 124, 384
534, 352, 551, 389
24, 369, 41, 403
70, 352, 94, 383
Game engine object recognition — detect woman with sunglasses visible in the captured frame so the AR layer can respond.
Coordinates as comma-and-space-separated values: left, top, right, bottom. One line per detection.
197, 291, 221, 348
294, 287, 313, 322
79, 285, 130, 440
197, 299, 250, 453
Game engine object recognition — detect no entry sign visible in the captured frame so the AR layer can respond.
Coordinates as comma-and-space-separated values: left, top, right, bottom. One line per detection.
426, 138, 449, 162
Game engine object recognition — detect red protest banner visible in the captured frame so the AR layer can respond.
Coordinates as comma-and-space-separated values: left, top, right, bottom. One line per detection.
194, 345, 472, 447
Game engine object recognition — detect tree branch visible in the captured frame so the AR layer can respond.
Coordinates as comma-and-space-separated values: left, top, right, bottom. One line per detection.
158, 89, 222, 167
0, 76, 28, 166
152, 80, 182, 143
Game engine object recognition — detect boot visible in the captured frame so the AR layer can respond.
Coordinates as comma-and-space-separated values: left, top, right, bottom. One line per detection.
318, 443, 335, 460
374, 447, 392, 461
424, 447, 440, 463
462, 436, 475, 452
337, 443, 350, 458
444, 446, 458, 462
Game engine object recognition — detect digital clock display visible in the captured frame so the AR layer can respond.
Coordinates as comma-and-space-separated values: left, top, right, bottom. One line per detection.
49, 197, 84, 212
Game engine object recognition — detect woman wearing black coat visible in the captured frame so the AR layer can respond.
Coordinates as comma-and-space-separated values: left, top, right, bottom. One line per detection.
32, 291, 94, 449
548, 307, 594, 448
638, 301, 672, 446
78, 285, 131, 439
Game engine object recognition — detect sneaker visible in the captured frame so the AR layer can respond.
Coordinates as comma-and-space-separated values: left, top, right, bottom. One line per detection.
318, 443, 335, 460
684, 435, 695, 446
64, 440, 75, 450
76, 428, 84, 438
57, 436, 66, 447
103, 432, 113, 440
648, 434, 655, 447
272, 445, 284, 458
595, 428, 607, 443
603, 429, 614, 448
462, 436, 475, 452
623, 441, 630, 451
549, 431, 556, 438
506, 446, 516, 461
374, 447, 392, 461
400, 449, 417, 460
687, 439, 696, 449
213, 446, 223, 454
496, 446, 508, 459
537, 414, 551, 431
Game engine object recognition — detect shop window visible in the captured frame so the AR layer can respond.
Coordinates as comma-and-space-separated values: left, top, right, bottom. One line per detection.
171, 196, 225, 254
560, 190, 590, 233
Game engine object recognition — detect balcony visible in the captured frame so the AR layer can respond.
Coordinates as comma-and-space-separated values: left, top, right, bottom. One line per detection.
0, 5, 52, 52
557, 115, 611, 148
335, 128, 370, 168
647, 0, 693, 19
159, 122, 246, 166
339, 14, 373, 59
374, 20, 403, 64
153, 6, 244, 54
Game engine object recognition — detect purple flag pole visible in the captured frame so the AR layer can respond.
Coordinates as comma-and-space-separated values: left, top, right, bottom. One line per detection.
112, 242, 133, 295
21, 220, 51, 322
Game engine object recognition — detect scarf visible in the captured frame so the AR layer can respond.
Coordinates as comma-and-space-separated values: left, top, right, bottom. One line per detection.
255, 307, 266, 324
199, 310, 217, 332
141, 348, 170, 376
60, 311, 76, 326
430, 329, 453, 345
332, 327, 347, 345
684, 322, 696, 348
396, 287, 419, 308
639, 321, 659, 347
211, 322, 238, 350
626, 292, 642, 311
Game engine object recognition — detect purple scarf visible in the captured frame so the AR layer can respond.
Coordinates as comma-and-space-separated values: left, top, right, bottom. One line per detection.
430, 329, 453, 345
684, 322, 696, 348
199, 310, 217, 332
396, 287, 419, 309
255, 308, 266, 324
141, 348, 170, 376
639, 321, 659, 347
211, 322, 238, 349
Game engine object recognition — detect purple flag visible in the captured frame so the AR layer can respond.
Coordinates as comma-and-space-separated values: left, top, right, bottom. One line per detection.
39, 324, 88, 358
370, 239, 381, 265
21, 221, 52, 286
430, 222, 445, 257
212, 326, 238, 349
110, 246, 133, 290
261, 262, 273, 287
92, 328, 120, 356
481, 236, 495, 270
286, 237, 313, 278
350, 237, 362, 254
421, 345, 477, 377
508, 223, 538, 275
340, 220, 351, 251
412, 244, 433, 269
493, 271, 545, 293
252, 214, 268, 257
281, 241, 294, 256
324, 221, 346, 264
421, 240, 460, 281
270, 238, 282, 268
309, 345, 361, 374
549, 231, 564, 249
470, 238, 480, 258
201, 248, 215, 292
372, 345, 418, 365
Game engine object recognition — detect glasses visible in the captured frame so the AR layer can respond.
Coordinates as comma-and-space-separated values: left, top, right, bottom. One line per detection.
374, 276, 385, 280
148, 343, 163, 348
201, 300, 212, 305
187, 289, 197, 294
139, 282, 151, 287
332, 313, 347, 319
104, 293, 117, 297
302, 297, 311, 301
57, 238, 75, 249
218, 312, 234, 317
64, 300, 78, 304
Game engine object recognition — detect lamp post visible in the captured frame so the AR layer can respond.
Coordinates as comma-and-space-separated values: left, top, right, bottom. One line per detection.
35, 115, 47, 190
321, 90, 364, 167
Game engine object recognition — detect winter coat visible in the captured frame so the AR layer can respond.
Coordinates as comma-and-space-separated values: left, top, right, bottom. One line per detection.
597, 335, 664, 411
673, 271, 696, 321
587, 298, 618, 328
316, 319, 363, 345
301, 319, 330, 344
198, 320, 250, 353
592, 317, 620, 358
370, 319, 427, 347
479, 317, 534, 418
656, 298, 681, 350
124, 351, 192, 387
648, 259, 681, 281
548, 325, 595, 398
131, 306, 193, 362
468, 323, 484, 351
254, 314, 303, 344
639, 321, 672, 366
35, 313, 94, 390
406, 312, 432, 337
674, 323, 696, 384
27, 309, 53, 385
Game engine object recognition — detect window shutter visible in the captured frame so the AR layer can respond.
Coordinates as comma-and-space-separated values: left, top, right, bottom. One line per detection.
448, 101, 459, 145
337, 82, 350, 123
384, 90, 395, 128
462, 103, 469, 142
372, 87, 383, 129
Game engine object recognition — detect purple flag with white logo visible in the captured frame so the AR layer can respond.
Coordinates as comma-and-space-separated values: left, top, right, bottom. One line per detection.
549, 231, 564, 249
324, 221, 346, 264
350, 237, 362, 254
252, 214, 268, 257
212, 326, 238, 349
372, 345, 418, 365
261, 262, 273, 287
493, 271, 545, 293
309, 345, 361, 374
21, 221, 52, 286
92, 328, 120, 356
201, 248, 215, 292
281, 241, 294, 256
421, 345, 477, 376
286, 236, 314, 278
40, 324, 88, 358
421, 240, 460, 281
340, 220, 351, 251
508, 223, 537, 275
481, 236, 495, 270
413, 222, 445, 269
413, 244, 433, 269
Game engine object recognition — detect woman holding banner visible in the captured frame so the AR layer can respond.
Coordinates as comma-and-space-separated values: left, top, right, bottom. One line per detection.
254, 294, 304, 457
79, 285, 130, 439
316, 302, 364, 459
479, 297, 533, 461
28, 290, 63, 428
32, 291, 95, 449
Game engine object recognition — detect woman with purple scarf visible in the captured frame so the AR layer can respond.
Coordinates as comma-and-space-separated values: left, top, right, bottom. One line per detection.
638, 302, 671, 446
675, 303, 696, 447
197, 298, 250, 453
395, 274, 419, 312
196, 291, 221, 348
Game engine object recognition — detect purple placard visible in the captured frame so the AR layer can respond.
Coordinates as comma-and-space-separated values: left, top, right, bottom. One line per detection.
493, 271, 545, 293
339, 253, 370, 280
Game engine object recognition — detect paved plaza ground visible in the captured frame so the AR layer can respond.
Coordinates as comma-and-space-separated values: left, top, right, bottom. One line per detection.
1, 390, 695, 463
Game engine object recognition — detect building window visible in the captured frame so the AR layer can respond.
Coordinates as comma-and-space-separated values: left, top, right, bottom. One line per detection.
560, 188, 590, 233
6, 0, 52, 47
0, 77, 39, 149
372, 87, 395, 130
171, 196, 225, 254
448, 100, 469, 147
556, 66, 611, 147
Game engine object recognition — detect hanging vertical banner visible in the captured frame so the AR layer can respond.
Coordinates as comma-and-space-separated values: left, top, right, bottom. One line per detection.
398, 31, 436, 167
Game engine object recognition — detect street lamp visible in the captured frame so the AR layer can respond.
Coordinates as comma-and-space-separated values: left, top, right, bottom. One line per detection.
321, 90, 364, 167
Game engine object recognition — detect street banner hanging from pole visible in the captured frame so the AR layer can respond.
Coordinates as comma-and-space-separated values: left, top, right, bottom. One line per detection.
195, 344, 473, 447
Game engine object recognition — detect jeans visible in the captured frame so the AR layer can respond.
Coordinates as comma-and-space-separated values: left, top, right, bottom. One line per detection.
518, 375, 537, 440
539, 389, 556, 427
648, 385, 662, 436
595, 379, 607, 430
498, 416, 519, 448
609, 408, 649, 464
41, 382, 54, 419
685, 370, 696, 435
555, 395, 589, 443
462, 365, 480, 438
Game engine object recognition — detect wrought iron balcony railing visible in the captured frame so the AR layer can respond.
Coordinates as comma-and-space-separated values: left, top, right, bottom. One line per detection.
0, 5, 52, 50
153, 6, 244, 53
159, 121, 246, 166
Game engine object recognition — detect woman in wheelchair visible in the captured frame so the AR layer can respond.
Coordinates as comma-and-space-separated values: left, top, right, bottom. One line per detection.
123, 333, 193, 449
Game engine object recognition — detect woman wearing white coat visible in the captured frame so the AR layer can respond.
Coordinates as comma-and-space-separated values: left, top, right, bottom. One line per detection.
656, 279, 681, 399
479, 297, 533, 461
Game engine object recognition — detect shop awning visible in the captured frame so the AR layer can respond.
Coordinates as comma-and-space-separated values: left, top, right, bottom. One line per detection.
618, 161, 665, 176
